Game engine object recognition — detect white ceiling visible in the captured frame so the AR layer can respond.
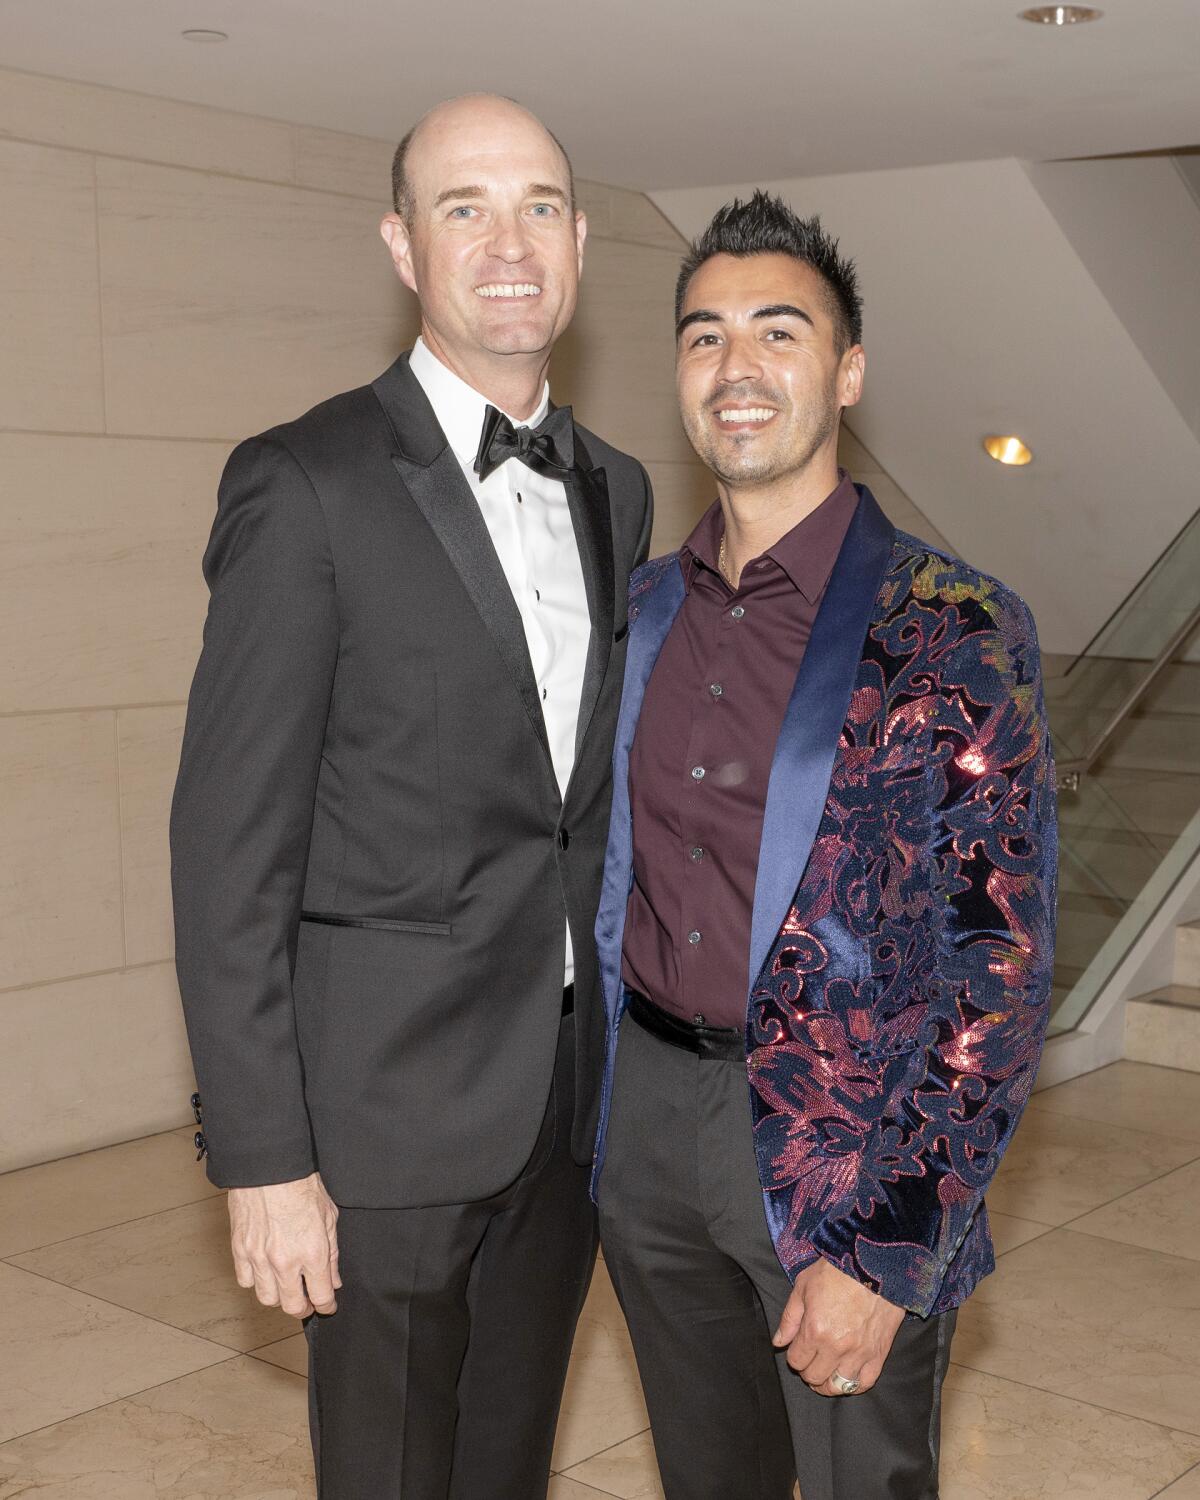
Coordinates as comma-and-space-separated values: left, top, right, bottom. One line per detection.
1, 0, 1197, 190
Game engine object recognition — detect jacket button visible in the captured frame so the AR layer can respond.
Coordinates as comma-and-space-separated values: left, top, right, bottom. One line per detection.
193, 1131, 208, 1162
557, 827, 570, 851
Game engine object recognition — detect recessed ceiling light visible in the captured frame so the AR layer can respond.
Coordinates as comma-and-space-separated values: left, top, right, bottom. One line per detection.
181, 28, 228, 42
983, 435, 1033, 466
1019, 5, 1102, 24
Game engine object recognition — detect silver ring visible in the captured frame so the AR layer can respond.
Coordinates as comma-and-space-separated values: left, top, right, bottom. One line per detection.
830, 1371, 861, 1396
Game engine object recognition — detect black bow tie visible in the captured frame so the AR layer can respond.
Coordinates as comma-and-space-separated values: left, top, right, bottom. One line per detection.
474, 403, 576, 483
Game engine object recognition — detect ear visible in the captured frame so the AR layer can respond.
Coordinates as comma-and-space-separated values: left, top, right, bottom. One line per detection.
380, 213, 418, 296
840, 345, 865, 410
574, 210, 588, 279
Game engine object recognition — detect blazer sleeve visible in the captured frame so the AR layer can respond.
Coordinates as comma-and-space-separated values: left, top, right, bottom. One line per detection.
170, 434, 338, 1189
807, 588, 1058, 1316
633, 462, 654, 571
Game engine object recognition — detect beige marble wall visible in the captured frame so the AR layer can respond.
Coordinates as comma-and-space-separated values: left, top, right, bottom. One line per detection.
0, 65, 941, 1170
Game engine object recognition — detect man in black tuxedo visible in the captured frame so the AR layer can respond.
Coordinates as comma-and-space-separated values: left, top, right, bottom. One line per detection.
170, 93, 652, 1497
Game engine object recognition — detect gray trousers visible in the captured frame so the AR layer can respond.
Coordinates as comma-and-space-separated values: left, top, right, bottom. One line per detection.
598, 1012, 956, 1500
304, 1012, 598, 1499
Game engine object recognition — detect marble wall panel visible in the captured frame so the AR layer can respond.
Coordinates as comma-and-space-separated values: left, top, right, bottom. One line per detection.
291, 124, 393, 203
555, 238, 695, 467
0, 434, 222, 712
0, 66, 294, 184
644, 460, 714, 556
0, 964, 195, 1172
0, 138, 104, 432
119, 706, 186, 968
96, 157, 418, 440
0, 711, 122, 991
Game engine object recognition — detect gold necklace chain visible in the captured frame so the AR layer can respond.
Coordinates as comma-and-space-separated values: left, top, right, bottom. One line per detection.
718, 533, 735, 587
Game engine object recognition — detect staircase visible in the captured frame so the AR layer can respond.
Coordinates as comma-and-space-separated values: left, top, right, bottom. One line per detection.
1125, 920, 1200, 1071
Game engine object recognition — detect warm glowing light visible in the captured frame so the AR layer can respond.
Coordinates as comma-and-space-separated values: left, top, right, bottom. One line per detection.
957, 750, 988, 775
983, 435, 1033, 466
1019, 5, 1103, 23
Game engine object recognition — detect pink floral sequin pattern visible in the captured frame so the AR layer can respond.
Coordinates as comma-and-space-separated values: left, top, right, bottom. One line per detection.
748, 535, 1057, 1316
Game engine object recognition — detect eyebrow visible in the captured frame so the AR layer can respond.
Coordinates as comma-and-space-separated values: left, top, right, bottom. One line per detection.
675, 302, 817, 338
432, 182, 570, 209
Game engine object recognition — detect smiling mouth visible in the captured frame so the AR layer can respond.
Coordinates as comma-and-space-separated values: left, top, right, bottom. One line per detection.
715, 406, 778, 425
475, 283, 542, 299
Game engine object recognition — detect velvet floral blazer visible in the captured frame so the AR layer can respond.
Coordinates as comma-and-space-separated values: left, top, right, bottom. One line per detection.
592, 487, 1058, 1317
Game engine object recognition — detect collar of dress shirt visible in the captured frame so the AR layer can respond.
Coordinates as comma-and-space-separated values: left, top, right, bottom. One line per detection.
408, 336, 551, 470
681, 468, 859, 603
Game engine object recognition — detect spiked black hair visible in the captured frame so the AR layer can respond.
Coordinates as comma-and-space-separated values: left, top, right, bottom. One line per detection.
675, 191, 862, 351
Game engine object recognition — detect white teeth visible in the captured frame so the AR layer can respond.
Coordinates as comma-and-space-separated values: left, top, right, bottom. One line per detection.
474, 283, 542, 298
717, 407, 776, 423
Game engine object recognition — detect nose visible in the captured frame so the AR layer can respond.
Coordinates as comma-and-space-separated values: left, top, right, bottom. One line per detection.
486, 208, 534, 265
714, 329, 763, 386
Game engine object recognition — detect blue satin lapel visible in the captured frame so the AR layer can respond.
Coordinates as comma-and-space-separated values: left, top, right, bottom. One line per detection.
594, 559, 686, 1018
748, 488, 897, 993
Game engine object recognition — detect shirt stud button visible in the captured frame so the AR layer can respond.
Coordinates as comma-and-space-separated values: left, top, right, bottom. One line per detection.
688, 930, 702, 945
690, 846, 704, 862
731, 605, 745, 620
710, 683, 723, 698
693, 1013, 706, 1025
691, 766, 706, 781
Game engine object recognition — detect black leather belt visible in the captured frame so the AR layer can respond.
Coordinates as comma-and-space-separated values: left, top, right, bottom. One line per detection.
562, 982, 575, 1017
627, 990, 742, 1061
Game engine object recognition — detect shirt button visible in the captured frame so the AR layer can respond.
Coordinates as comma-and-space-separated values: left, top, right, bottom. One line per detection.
688, 930, 702, 945
709, 683, 723, 698
691, 766, 706, 781
542, 688, 548, 700
731, 605, 745, 620
690, 846, 705, 862
693, 1013, 706, 1025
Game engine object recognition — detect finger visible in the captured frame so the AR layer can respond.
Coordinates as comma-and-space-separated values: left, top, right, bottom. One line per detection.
251, 1263, 282, 1308
799, 1351, 841, 1389
848, 1358, 882, 1396
326, 1226, 343, 1291
772, 1292, 805, 1347
783, 1337, 819, 1375
231, 1252, 255, 1290
303, 1264, 338, 1316
274, 1265, 314, 1320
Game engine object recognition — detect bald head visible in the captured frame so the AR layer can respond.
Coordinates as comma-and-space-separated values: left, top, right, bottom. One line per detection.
391, 94, 574, 223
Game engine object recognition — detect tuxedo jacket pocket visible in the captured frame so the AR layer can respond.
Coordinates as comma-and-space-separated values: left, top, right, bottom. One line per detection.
300, 910, 452, 936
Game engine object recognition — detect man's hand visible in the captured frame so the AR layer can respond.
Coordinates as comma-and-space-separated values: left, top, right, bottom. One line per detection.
771, 1257, 905, 1397
228, 1172, 341, 1319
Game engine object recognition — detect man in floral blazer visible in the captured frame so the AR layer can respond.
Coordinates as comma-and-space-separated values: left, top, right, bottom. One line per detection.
592, 192, 1057, 1500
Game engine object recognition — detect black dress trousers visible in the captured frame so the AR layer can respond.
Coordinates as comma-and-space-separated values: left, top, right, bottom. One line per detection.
598, 1012, 957, 1500
305, 1011, 598, 1499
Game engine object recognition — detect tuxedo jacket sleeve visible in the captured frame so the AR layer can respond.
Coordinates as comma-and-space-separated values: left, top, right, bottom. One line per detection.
171, 434, 336, 1186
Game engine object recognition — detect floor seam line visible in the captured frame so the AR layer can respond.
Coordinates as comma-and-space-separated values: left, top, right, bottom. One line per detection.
1, 1192, 222, 1261
947, 1358, 1200, 1439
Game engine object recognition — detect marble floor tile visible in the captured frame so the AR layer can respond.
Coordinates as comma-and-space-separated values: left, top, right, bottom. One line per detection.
1158, 1464, 1200, 1497
986, 1210, 1054, 1256
952, 1230, 1200, 1434
251, 1332, 308, 1377
1029, 1061, 1200, 1144
0, 1262, 230, 1443
1069, 1158, 1200, 1263
10, 1194, 297, 1351
0, 1354, 314, 1498
551, 1260, 651, 1473
984, 1108, 1198, 1225
0, 1128, 217, 1259
939, 1365, 1200, 1500
549, 1477, 620, 1499
563, 1429, 664, 1498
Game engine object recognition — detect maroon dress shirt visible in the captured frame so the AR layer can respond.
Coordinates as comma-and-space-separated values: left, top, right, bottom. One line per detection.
620, 473, 860, 1029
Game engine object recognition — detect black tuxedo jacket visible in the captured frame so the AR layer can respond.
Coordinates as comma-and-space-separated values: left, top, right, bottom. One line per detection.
170, 352, 653, 1204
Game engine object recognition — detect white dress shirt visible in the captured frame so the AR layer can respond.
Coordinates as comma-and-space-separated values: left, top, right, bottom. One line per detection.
409, 337, 589, 986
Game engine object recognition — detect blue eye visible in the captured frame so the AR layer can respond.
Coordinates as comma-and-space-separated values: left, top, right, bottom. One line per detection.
530, 203, 555, 217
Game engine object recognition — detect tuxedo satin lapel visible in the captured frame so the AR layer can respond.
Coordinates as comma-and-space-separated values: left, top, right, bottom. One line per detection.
594, 558, 686, 1017
747, 488, 897, 993
565, 454, 615, 758
374, 357, 553, 772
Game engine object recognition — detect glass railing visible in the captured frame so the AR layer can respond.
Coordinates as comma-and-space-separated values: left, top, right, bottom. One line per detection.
1045, 505, 1200, 1030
